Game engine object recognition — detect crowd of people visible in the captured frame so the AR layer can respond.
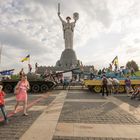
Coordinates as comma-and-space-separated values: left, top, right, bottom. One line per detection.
101, 75, 140, 100
89, 65, 137, 79
101, 75, 120, 96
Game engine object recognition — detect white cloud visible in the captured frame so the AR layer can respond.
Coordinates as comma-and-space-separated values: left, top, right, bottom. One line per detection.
0, 0, 140, 73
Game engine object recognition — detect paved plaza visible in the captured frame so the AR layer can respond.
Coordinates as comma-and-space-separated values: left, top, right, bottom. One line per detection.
0, 88, 140, 140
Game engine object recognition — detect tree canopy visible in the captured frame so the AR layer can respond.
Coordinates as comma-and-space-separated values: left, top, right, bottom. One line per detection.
126, 60, 139, 71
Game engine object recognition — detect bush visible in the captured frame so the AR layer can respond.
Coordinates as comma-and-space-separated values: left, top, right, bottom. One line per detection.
11, 74, 20, 80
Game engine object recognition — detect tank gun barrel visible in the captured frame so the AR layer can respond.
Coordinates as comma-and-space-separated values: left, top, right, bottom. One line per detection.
50, 67, 80, 77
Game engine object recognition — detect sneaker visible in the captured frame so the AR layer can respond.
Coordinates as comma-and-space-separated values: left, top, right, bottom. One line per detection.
23, 113, 28, 116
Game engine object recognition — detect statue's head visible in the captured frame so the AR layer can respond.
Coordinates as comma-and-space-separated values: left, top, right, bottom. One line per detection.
66, 16, 71, 22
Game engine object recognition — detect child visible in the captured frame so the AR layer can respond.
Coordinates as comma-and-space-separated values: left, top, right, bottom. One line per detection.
0, 85, 8, 124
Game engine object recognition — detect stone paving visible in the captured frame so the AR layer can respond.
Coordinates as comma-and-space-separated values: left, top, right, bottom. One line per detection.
0, 111, 42, 140
59, 101, 140, 124
0, 92, 56, 140
53, 90, 140, 139
0, 89, 140, 140
114, 95, 140, 108
66, 91, 106, 99
53, 136, 140, 140
20, 91, 67, 140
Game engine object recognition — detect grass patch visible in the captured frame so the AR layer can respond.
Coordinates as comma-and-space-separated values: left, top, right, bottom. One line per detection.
135, 71, 140, 76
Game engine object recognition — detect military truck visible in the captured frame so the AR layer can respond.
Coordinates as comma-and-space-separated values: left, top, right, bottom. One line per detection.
84, 78, 140, 93
83, 72, 140, 93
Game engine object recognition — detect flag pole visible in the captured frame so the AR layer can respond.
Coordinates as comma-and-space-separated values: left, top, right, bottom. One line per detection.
28, 55, 30, 73
28, 55, 30, 64
0, 42, 3, 65
117, 56, 119, 70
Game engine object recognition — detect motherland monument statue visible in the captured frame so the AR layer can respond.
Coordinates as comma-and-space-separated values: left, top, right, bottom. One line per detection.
57, 3, 79, 50
56, 3, 80, 69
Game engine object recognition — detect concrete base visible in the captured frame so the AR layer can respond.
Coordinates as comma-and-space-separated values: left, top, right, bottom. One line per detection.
56, 49, 79, 69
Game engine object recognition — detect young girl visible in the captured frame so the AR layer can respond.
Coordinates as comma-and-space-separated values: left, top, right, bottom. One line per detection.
14, 75, 30, 116
0, 85, 8, 124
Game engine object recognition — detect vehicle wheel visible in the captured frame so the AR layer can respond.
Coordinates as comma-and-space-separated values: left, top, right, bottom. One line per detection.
94, 86, 102, 93
49, 81, 56, 89
4, 84, 13, 93
32, 84, 40, 93
40, 84, 48, 92
88, 86, 93, 92
118, 85, 125, 93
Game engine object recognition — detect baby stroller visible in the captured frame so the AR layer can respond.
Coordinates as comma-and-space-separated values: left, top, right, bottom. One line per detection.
131, 86, 140, 100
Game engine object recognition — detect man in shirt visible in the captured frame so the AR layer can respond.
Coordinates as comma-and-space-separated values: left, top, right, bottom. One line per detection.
125, 76, 132, 96
111, 77, 120, 94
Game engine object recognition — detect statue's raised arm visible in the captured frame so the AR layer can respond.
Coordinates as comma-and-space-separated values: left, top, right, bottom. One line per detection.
57, 3, 65, 23
58, 12, 65, 23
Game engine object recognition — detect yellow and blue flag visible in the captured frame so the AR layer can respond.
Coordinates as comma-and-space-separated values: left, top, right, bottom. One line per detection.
21, 54, 30, 62
112, 56, 118, 65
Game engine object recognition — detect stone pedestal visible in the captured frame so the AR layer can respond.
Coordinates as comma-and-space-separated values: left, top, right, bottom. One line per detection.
56, 49, 79, 69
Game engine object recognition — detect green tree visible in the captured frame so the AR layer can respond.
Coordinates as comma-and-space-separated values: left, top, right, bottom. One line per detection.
126, 60, 139, 71
11, 74, 20, 80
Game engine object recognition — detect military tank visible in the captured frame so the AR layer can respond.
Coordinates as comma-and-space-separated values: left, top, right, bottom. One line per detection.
1, 68, 79, 93
1, 73, 55, 93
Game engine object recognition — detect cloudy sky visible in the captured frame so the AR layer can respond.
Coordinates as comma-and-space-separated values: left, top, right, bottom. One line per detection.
0, 0, 140, 73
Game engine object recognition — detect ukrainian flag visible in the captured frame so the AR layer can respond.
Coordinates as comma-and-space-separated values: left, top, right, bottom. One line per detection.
112, 56, 118, 65
21, 54, 30, 62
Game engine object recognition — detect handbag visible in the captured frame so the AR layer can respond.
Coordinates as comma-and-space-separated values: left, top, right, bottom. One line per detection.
14, 82, 21, 95
14, 87, 20, 95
